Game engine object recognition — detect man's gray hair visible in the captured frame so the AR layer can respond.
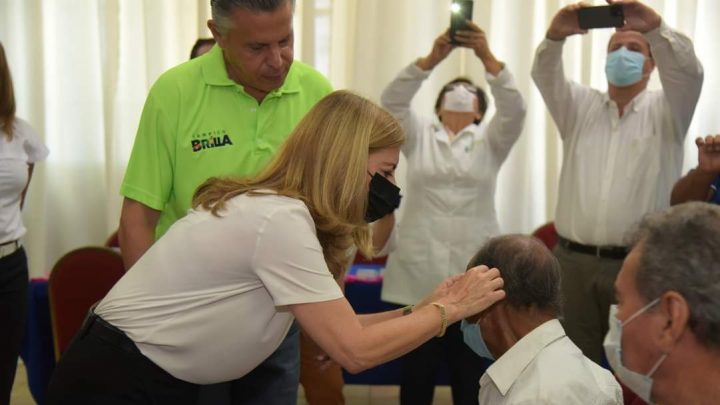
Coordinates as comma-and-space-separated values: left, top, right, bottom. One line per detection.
626, 202, 720, 349
467, 234, 562, 315
210, 0, 294, 33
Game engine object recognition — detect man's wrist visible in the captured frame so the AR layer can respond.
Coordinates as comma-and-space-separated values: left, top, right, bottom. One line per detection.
415, 57, 436, 71
546, 28, 567, 41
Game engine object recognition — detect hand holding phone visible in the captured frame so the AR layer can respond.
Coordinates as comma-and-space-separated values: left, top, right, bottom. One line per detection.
577, 5, 624, 29
449, 0, 474, 45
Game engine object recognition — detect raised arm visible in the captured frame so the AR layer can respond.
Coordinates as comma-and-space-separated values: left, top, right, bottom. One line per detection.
531, 2, 592, 138
642, 22, 703, 138
455, 22, 526, 158
381, 32, 454, 153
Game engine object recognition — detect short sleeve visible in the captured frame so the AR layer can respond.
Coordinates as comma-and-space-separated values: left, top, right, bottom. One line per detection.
120, 80, 178, 210
252, 202, 343, 306
18, 120, 49, 163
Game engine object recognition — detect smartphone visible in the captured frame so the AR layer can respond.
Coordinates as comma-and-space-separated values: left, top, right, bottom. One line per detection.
577, 5, 624, 30
450, 0, 474, 45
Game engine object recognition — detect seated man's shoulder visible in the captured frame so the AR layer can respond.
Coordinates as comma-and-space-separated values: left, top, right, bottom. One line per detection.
528, 338, 622, 404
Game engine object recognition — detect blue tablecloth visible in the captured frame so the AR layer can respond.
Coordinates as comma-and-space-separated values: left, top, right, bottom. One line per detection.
20, 278, 54, 405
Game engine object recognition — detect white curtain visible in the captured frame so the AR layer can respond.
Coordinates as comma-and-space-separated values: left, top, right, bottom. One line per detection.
1, 0, 718, 276
1, 0, 211, 276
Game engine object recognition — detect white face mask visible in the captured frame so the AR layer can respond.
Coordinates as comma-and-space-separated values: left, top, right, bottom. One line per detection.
603, 300, 667, 404
442, 84, 477, 113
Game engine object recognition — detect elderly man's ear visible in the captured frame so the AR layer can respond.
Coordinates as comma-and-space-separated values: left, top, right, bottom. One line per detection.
656, 291, 690, 352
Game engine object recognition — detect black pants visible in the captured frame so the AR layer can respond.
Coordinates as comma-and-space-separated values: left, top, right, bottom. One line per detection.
46, 314, 199, 405
399, 322, 491, 405
0, 247, 28, 405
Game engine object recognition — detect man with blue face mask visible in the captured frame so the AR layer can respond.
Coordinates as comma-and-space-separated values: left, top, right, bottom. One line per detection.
531, 0, 704, 364
606, 202, 720, 404
461, 234, 621, 404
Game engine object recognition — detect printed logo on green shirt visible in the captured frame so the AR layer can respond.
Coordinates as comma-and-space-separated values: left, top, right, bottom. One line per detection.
191, 129, 234, 152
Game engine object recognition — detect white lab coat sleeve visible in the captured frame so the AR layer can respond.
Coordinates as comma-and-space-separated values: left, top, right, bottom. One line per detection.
484, 67, 526, 163
380, 62, 433, 155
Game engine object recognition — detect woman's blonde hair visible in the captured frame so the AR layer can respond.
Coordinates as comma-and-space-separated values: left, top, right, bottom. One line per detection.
0, 42, 16, 140
193, 90, 405, 277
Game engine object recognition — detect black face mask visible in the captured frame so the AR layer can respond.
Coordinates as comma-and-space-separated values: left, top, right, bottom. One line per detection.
365, 172, 401, 223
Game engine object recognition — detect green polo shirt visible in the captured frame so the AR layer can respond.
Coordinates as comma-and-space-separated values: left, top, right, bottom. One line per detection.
121, 45, 332, 239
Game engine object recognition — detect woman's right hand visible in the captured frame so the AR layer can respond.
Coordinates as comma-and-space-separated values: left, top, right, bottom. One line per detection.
431, 266, 505, 322
416, 31, 454, 71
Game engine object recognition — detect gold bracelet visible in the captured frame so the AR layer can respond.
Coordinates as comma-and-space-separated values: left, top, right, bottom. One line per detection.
431, 302, 448, 338
401, 305, 414, 316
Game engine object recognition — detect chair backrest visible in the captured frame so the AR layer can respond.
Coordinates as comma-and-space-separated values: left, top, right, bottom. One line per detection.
48, 247, 125, 359
532, 222, 558, 250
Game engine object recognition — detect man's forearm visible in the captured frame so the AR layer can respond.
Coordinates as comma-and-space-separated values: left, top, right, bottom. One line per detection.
118, 224, 155, 269
118, 198, 161, 269
670, 168, 717, 205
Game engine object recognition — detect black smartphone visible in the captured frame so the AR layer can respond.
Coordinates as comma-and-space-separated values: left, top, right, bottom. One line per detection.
577, 5, 624, 29
450, 0, 474, 45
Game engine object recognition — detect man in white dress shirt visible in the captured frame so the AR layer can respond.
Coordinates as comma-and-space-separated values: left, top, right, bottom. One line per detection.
461, 235, 622, 404
531, 0, 703, 363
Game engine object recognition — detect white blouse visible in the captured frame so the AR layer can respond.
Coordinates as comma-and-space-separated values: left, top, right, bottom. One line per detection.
96, 193, 343, 384
0, 118, 49, 244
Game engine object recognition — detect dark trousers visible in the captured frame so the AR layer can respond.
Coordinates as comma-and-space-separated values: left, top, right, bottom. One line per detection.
399, 321, 490, 405
554, 243, 622, 364
46, 314, 200, 405
195, 321, 301, 405
0, 247, 28, 405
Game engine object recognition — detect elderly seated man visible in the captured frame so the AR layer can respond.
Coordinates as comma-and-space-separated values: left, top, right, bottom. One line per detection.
605, 202, 720, 405
461, 235, 622, 404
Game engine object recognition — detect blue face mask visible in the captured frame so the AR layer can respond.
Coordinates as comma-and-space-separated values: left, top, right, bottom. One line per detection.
461, 319, 495, 360
605, 46, 646, 87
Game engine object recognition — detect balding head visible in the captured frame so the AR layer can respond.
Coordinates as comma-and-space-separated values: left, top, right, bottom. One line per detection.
467, 234, 562, 315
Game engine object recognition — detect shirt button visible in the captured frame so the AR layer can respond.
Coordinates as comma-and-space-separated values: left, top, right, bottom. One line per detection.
250, 108, 257, 112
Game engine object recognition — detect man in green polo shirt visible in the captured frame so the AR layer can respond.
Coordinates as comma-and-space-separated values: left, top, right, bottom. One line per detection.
117, 0, 331, 404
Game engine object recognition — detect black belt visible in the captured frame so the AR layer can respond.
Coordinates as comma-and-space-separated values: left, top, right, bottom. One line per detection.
82, 312, 140, 354
0, 240, 18, 248
557, 236, 628, 260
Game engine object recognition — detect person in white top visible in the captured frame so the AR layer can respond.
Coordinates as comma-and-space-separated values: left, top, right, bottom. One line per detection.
604, 202, 720, 405
0, 41, 49, 404
531, 0, 703, 364
460, 235, 622, 405
45, 91, 506, 405
380, 24, 526, 404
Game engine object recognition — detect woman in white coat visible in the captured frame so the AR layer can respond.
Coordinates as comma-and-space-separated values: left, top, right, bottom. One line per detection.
380, 25, 526, 405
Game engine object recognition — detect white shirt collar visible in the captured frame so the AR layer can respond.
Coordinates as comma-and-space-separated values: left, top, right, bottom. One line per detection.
602, 89, 648, 114
483, 319, 566, 396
